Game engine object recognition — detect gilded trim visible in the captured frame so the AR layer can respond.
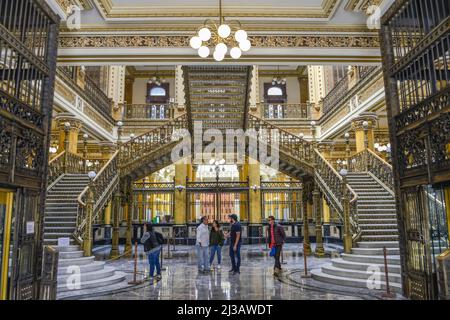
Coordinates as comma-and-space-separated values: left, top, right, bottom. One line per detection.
0, 191, 13, 301
93, 0, 341, 19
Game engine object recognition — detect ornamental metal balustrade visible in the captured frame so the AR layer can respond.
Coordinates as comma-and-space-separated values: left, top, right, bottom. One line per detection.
349, 148, 394, 191
122, 102, 176, 120
262, 103, 310, 119
321, 66, 380, 118
56, 66, 115, 123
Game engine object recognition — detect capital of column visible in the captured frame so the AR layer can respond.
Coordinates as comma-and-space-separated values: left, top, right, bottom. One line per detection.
351, 112, 378, 131
55, 113, 83, 132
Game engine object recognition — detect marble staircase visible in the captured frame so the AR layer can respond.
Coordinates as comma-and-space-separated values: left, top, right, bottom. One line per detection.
56, 245, 126, 297
312, 172, 402, 293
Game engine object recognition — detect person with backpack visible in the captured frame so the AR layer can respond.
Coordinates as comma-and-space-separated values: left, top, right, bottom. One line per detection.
140, 223, 164, 280
209, 220, 224, 270
267, 216, 286, 276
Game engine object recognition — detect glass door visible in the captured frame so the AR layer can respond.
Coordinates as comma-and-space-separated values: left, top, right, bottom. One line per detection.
0, 189, 14, 300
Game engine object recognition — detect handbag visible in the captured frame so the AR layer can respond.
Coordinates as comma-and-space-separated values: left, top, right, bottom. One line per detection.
269, 247, 276, 257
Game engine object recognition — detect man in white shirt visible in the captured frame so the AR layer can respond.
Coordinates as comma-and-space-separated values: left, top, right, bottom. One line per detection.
196, 216, 210, 273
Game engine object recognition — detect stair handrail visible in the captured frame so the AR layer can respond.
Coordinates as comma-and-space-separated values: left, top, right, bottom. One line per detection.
314, 149, 360, 241
47, 151, 66, 188
247, 114, 313, 164
74, 151, 120, 245
119, 113, 189, 169
349, 149, 394, 191
47, 151, 85, 189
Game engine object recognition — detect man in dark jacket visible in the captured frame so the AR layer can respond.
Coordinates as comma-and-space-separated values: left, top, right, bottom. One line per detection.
268, 216, 286, 276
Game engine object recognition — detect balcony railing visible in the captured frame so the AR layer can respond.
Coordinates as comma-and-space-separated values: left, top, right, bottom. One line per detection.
262, 103, 310, 119
56, 66, 114, 122
322, 66, 380, 118
122, 103, 175, 120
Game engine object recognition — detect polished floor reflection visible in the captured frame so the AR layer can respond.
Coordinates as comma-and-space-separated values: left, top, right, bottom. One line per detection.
62, 244, 404, 300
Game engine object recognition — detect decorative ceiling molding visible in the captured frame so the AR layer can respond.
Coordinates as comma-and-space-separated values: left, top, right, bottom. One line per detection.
93, 0, 341, 19
127, 66, 176, 78
259, 67, 308, 78
345, 0, 383, 14
59, 34, 380, 49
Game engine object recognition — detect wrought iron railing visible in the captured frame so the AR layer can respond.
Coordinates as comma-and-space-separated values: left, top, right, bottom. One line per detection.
322, 66, 380, 116
123, 103, 176, 120
314, 149, 360, 241
119, 114, 189, 169
247, 115, 313, 163
262, 103, 310, 119
56, 66, 114, 122
74, 151, 119, 246
349, 149, 394, 191
47, 151, 84, 188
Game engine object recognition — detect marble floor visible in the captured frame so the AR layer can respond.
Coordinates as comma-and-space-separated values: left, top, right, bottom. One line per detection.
60, 244, 405, 300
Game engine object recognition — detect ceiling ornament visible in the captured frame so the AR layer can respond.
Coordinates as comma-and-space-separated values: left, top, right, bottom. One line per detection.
189, 0, 250, 61
147, 66, 166, 86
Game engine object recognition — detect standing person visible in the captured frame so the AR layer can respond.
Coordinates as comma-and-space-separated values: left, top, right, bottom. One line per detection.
196, 216, 210, 274
228, 214, 242, 275
268, 216, 286, 276
140, 223, 163, 280
209, 220, 224, 270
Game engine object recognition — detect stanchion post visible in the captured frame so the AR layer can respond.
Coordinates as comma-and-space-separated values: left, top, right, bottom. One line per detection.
128, 241, 143, 284
382, 246, 395, 298
301, 243, 312, 278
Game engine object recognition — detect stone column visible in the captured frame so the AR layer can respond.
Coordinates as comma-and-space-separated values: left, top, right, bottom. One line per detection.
351, 112, 378, 153
302, 191, 312, 255
248, 159, 261, 243
313, 184, 325, 257
174, 65, 186, 116
174, 161, 188, 225
249, 65, 260, 115
55, 114, 82, 154
124, 182, 133, 258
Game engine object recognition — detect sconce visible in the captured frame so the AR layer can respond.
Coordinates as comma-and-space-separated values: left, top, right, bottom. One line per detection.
250, 185, 260, 192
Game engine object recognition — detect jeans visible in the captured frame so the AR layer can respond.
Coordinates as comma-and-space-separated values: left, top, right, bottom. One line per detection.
147, 247, 161, 277
196, 245, 210, 271
209, 245, 222, 265
229, 242, 241, 272
274, 245, 282, 269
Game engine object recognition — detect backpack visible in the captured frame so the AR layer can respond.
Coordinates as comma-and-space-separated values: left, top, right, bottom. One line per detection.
155, 231, 164, 245
143, 232, 159, 252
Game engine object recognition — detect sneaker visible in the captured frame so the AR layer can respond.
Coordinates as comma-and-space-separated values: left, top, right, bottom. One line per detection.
210, 266, 215, 271
228, 269, 234, 273
217, 265, 221, 270
155, 274, 162, 280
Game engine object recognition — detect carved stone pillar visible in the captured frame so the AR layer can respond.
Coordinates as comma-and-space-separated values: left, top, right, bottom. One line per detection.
55, 114, 82, 154
174, 65, 186, 116
124, 181, 133, 258
174, 161, 188, 225
110, 190, 122, 259
351, 112, 378, 153
302, 187, 312, 256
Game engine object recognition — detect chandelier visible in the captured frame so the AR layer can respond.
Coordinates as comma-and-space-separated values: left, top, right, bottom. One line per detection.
189, 0, 251, 61
272, 66, 286, 85
147, 66, 166, 86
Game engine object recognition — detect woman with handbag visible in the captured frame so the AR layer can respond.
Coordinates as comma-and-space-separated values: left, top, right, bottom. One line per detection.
268, 216, 286, 276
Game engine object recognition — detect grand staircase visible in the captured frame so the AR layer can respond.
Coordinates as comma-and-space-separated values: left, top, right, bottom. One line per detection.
311, 155, 402, 293
45, 152, 125, 298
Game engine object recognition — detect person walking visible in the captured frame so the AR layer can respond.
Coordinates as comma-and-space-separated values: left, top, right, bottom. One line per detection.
140, 223, 163, 281
209, 220, 224, 270
196, 216, 210, 274
268, 216, 286, 276
228, 214, 242, 275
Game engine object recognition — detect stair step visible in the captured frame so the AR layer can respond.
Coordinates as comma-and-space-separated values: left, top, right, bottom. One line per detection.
351, 247, 400, 255
332, 257, 401, 273
311, 269, 402, 293
361, 235, 399, 241
59, 250, 84, 259
58, 266, 116, 283
44, 232, 73, 238
359, 219, 398, 224
358, 241, 399, 249
58, 260, 105, 274
57, 272, 126, 293
341, 253, 401, 265
359, 224, 398, 230
320, 264, 402, 284
58, 256, 95, 267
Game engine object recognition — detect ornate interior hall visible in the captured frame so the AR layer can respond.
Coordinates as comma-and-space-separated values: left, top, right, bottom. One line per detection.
0, 0, 448, 302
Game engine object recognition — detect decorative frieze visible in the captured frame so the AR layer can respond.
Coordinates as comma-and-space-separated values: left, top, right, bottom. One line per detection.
59, 35, 380, 49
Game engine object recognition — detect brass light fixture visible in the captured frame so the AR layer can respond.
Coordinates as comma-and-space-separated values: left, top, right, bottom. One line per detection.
190, 0, 251, 61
